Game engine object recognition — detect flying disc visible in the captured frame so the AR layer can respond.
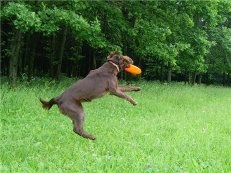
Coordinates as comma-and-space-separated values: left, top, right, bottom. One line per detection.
125, 64, 142, 75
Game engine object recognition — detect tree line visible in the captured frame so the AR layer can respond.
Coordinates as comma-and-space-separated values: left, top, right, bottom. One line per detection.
1, 0, 231, 87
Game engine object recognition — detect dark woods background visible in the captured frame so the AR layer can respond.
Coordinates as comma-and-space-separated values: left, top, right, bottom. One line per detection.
1, 1, 231, 87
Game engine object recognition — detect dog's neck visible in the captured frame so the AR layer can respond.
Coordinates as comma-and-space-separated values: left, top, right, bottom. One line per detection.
109, 61, 120, 73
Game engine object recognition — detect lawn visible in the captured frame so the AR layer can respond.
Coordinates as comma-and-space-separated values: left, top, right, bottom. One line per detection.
1, 79, 231, 172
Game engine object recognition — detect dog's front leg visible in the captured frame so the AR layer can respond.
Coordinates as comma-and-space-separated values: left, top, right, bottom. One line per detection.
118, 85, 141, 92
110, 89, 137, 106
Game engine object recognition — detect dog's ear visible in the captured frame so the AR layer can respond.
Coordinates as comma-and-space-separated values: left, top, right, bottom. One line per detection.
107, 51, 120, 62
107, 52, 115, 60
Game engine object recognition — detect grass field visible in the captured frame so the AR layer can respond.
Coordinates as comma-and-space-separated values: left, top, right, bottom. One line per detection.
1, 78, 231, 172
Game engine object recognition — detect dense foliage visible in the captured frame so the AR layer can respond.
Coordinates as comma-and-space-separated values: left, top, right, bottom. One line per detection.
1, 0, 231, 86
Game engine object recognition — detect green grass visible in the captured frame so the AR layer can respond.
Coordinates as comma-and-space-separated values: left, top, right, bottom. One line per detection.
1, 79, 231, 172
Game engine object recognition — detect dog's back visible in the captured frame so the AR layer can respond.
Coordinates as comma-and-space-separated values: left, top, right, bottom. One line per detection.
59, 62, 115, 103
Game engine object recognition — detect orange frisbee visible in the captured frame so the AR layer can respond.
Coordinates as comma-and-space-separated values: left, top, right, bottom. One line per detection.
125, 64, 142, 75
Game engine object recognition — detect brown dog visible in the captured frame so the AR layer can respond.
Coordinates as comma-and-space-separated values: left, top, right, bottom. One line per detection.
40, 51, 141, 140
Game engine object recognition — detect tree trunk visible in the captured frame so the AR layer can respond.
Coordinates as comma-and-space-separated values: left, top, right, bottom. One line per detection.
92, 52, 96, 69
167, 63, 172, 83
49, 34, 56, 77
9, 29, 22, 87
56, 25, 68, 80
205, 72, 209, 85
228, 73, 230, 86
28, 34, 40, 82
198, 74, 202, 84
160, 60, 164, 82
193, 72, 197, 85
188, 72, 192, 84
24, 34, 31, 75
222, 72, 226, 86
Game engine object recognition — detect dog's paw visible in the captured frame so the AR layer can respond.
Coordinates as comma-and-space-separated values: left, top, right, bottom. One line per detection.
134, 87, 141, 91
132, 101, 137, 106
88, 135, 96, 140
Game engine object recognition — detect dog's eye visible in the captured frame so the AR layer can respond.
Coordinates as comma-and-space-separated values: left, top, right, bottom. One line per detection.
113, 55, 120, 63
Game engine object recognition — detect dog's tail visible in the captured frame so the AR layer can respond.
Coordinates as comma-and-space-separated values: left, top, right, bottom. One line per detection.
39, 98, 57, 110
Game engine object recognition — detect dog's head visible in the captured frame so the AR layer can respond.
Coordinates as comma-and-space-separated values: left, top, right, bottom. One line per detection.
107, 51, 133, 71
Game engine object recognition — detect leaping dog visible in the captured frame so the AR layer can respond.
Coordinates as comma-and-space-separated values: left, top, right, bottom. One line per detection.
40, 51, 141, 140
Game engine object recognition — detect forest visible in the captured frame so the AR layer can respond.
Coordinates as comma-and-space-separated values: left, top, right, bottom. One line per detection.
1, 0, 231, 86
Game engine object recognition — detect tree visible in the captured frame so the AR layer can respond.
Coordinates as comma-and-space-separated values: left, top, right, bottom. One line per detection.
1, 0, 230, 86
1, 1, 103, 85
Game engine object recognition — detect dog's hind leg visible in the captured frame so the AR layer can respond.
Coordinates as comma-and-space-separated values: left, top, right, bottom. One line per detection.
59, 102, 96, 140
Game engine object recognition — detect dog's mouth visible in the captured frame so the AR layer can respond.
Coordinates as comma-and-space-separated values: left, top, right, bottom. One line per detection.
122, 56, 133, 69
125, 64, 131, 68
107, 52, 134, 72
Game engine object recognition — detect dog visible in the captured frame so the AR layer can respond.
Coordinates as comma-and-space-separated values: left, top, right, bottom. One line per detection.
40, 51, 141, 140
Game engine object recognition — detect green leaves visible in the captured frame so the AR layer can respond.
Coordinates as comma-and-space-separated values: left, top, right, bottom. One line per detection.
1, 0, 230, 84
1, 1, 102, 44
1, 2, 41, 32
